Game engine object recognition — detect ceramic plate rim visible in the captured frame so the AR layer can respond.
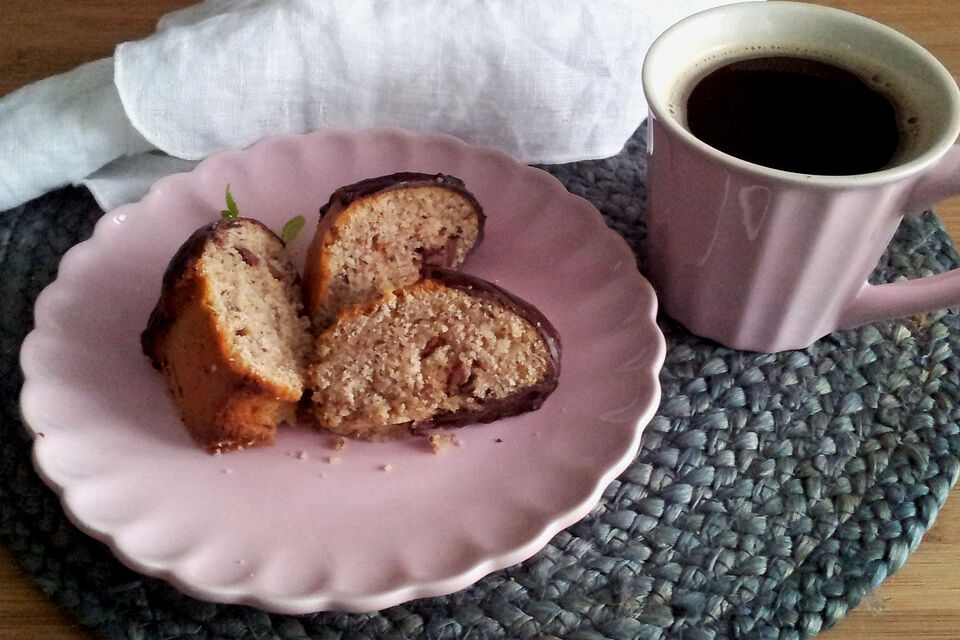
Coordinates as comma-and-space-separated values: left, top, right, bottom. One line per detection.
19, 127, 666, 613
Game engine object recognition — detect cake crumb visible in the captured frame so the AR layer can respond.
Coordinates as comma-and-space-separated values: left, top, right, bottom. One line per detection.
325, 455, 342, 465
296, 450, 308, 460
495, 438, 503, 443
380, 464, 393, 472
222, 468, 233, 475
428, 433, 462, 454
330, 437, 348, 451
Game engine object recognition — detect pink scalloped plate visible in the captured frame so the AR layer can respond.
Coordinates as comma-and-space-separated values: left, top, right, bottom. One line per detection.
19, 129, 665, 614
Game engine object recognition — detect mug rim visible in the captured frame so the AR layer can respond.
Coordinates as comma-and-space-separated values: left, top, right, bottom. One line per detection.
641, 0, 960, 188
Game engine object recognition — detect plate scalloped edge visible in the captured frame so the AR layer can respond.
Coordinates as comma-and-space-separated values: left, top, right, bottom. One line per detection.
19, 128, 667, 614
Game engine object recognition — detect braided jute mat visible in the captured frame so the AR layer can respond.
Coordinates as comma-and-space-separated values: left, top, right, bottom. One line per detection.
2, 126, 959, 640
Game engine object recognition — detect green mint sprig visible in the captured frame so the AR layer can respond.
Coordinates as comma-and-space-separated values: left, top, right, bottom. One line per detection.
280, 215, 306, 243
219, 183, 306, 243
220, 184, 240, 218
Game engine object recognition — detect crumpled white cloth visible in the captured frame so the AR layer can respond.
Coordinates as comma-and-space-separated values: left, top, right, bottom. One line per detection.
0, 0, 742, 212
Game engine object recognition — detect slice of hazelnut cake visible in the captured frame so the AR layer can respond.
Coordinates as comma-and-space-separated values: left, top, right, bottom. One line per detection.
141, 218, 312, 454
307, 267, 561, 441
302, 172, 485, 329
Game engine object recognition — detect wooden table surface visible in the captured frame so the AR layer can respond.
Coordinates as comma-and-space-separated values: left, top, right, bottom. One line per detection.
1, 1, 959, 638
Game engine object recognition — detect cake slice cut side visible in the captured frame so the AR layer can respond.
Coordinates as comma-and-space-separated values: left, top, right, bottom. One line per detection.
308, 267, 561, 441
142, 218, 312, 453
303, 172, 485, 329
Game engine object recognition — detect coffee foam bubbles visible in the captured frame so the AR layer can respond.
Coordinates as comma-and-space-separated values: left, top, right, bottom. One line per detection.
666, 43, 928, 168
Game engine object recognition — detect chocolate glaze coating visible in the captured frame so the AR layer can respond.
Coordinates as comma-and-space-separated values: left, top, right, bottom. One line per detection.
317, 172, 486, 248
407, 266, 562, 433
140, 217, 286, 367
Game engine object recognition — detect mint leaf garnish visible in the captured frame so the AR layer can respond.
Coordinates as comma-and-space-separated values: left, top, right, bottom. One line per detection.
220, 184, 240, 219
280, 215, 306, 243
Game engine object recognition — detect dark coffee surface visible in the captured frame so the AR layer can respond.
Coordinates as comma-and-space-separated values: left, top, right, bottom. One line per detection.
687, 55, 901, 175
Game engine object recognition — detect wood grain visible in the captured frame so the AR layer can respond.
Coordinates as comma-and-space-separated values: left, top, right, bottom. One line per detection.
1, 2, 959, 639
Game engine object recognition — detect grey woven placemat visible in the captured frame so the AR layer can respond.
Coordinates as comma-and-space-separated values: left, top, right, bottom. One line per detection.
2, 126, 959, 640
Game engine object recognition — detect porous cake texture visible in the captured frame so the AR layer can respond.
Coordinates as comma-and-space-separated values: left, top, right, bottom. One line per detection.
303, 172, 485, 329
141, 218, 311, 454
308, 267, 561, 441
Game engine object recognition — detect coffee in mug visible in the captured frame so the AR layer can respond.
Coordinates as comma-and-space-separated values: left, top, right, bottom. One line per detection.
641, 1, 960, 352
686, 55, 901, 175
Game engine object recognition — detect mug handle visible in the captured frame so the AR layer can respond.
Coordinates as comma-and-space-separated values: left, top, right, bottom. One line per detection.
839, 145, 960, 329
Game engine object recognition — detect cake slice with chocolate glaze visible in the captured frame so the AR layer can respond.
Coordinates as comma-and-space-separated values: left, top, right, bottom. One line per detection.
141, 218, 312, 454
307, 267, 561, 441
303, 172, 485, 329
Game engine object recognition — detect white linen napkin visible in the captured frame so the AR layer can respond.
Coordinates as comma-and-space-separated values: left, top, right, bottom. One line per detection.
0, 0, 743, 212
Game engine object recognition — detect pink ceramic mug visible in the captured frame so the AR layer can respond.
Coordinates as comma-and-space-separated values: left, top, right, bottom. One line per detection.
641, 1, 960, 352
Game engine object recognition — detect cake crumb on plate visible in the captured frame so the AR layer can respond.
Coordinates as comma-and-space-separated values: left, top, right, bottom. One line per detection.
428, 433, 462, 454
